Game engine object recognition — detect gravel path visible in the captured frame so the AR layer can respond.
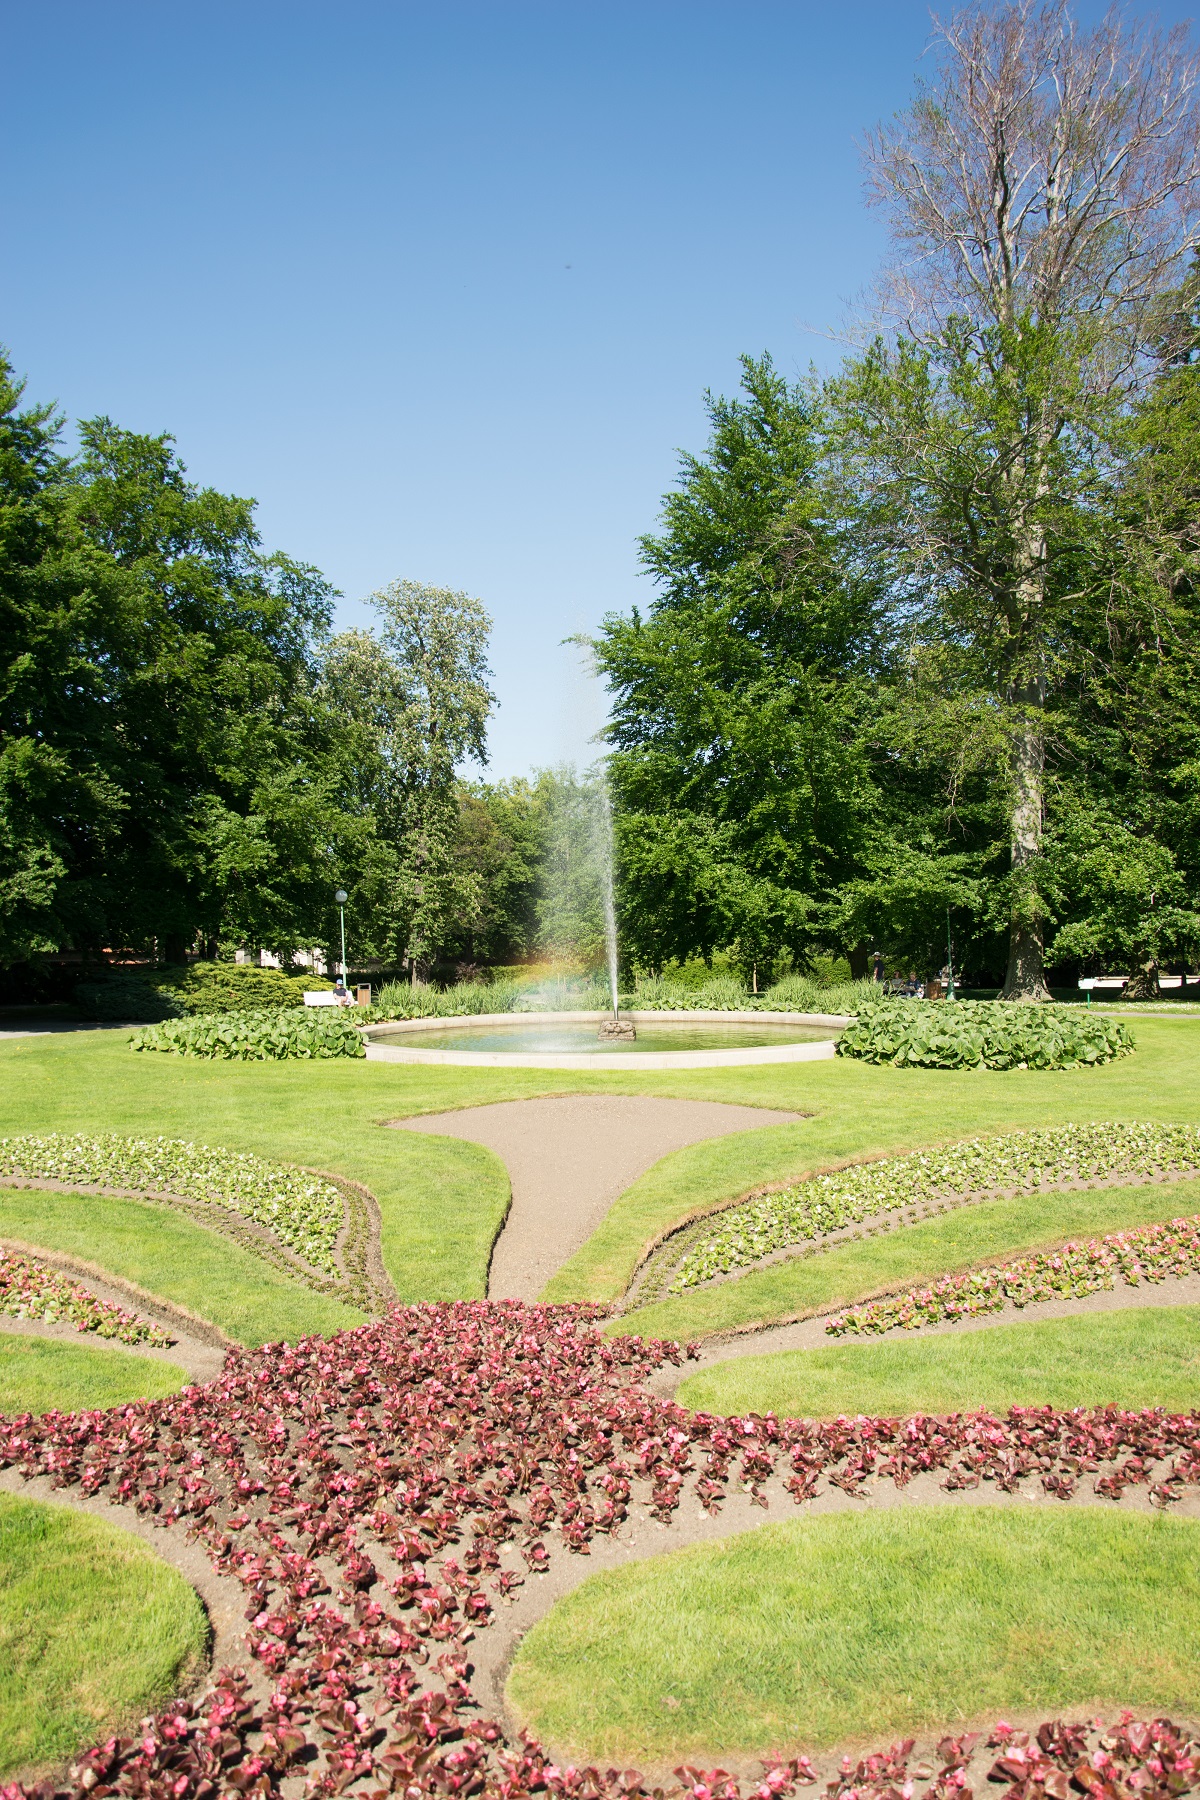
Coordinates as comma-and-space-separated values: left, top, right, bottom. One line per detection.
393, 1096, 802, 1301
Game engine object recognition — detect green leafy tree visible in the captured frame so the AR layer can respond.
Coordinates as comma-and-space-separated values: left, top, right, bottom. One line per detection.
324, 581, 495, 975
596, 354, 877, 976
843, 0, 1200, 998
1, 356, 343, 966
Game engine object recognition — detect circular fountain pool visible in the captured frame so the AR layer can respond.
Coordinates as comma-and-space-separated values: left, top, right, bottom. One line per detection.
362, 1010, 848, 1070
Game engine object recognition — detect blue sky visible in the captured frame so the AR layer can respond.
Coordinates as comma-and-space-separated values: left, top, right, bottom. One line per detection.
3, 1, 1194, 776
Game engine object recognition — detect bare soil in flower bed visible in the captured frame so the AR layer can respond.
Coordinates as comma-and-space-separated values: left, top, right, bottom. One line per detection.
6, 1303, 1200, 1800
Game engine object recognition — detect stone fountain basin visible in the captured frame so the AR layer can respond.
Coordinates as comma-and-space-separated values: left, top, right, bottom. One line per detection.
360, 1010, 849, 1070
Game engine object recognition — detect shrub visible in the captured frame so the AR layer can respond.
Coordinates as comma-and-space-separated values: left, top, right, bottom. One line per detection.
164, 963, 313, 1014
838, 998, 1133, 1069
132, 1007, 364, 1061
73, 975, 180, 1023
0, 1133, 344, 1275
827, 1212, 1200, 1336
664, 1121, 1200, 1292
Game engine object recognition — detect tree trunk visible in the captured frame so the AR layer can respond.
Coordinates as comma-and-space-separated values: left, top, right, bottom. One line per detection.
1123, 957, 1160, 1001
1002, 674, 1051, 1002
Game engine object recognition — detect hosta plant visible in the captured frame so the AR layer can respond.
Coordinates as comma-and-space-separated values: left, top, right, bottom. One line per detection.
132, 1008, 365, 1060
827, 1213, 1200, 1335
838, 999, 1133, 1070
0, 1135, 344, 1277
664, 1122, 1200, 1293
0, 1250, 173, 1347
3, 1302, 1200, 1800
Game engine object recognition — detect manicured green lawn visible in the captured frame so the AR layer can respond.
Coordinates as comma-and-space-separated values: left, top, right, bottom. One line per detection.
0, 1330, 188, 1412
0, 1492, 208, 1778
507, 1506, 1200, 1763
677, 1304, 1200, 1420
617, 1174, 1200, 1342
0, 1188, 362, 1347
1, 1019, 1197, 1325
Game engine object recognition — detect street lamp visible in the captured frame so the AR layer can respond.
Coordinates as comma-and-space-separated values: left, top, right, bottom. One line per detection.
335, 890, 348, 984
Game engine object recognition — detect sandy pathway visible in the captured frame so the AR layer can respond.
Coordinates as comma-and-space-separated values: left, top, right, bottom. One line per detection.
394, 1096, 802, 1300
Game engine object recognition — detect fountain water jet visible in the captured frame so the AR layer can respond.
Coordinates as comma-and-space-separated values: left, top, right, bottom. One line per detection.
594, 771, 635, 1041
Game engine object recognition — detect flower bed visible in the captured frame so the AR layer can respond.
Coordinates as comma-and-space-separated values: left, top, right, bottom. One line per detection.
665, 1121, 1200, 1293
132, 1009, 365, 1060
838, 999, 1133, 1069
827, 1213, 1200, 1336
0, 1251, 172, 1348
0, 1135, 344, 1278
3, 1302, 1200, 1800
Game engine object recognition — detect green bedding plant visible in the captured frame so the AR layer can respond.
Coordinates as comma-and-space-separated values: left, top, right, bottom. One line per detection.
826, 1212, 1200, 1335
664, 1121, 1200, 1294
0, 1134, 344, 1276
132, 1008, 364, 1060
838, 998, 1133, 1069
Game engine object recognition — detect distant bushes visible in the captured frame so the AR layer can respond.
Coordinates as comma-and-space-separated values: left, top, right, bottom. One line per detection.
75, 962, 317, 1022
366, 969, 873, 1021
838, 999, 1134, 1070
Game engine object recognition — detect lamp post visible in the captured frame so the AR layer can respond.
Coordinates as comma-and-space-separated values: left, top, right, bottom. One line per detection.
335, 890, 348, 985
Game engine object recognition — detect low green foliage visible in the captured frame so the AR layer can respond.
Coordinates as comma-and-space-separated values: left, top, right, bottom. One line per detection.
839, 999, 1133, 1070
664, 1121, 1200, 1293
133, 1008, 364, 1061
0, 1186, 362, 1347
678, 1305, 1200, 1420
0, 1331, 187, 1414
0, 1492, 208, 1778
617, 1176, 1200, 1343
0, 1134, 345, 1275
507, 1508, 1200, 1761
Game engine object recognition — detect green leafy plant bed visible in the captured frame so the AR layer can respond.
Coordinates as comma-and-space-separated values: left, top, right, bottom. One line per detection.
657, 1122, 1200, 1296
677, 1305, 1200, 1420
0, 1492, 208, 1779
133, 1008, 364, 1061
506, 1508, 1200, 1763
839, 999, 1133, 1070
0, 1332, 187, 1414
0, 1134, 344, 1278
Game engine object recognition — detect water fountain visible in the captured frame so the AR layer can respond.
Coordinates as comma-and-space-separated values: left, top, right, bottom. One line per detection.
593, 771, 635, 1042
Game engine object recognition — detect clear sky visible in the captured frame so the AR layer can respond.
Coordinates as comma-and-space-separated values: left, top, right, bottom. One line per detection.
3, 1, 1195, 776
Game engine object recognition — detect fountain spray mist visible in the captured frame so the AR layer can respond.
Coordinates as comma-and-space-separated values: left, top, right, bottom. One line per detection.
595, 772, 620, 1023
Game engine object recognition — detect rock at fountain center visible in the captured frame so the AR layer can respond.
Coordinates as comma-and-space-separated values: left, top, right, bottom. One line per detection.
597, 1019, 637, 1042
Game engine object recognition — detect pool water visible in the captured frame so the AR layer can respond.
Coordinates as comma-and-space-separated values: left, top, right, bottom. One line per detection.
364, 1020, 837, 1054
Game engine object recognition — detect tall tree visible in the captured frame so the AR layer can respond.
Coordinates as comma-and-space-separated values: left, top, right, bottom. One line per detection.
1, 357, 342, 966
848, 0, 1200, 997
596, 354, 878, 977
324, 580, 495, 974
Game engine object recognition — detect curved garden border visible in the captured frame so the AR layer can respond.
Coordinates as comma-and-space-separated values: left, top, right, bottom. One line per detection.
6, 1303, 1200, 1800
362, 1010, 848, 1070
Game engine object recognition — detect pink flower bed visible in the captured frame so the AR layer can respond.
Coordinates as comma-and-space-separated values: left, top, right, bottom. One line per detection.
826, 1215, 1200, 1336
1, 1302, 1199, 1800
0, 1250, 173, 1348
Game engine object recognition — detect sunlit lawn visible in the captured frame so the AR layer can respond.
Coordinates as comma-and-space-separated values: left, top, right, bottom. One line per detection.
0, 1330, 188, 1412
507, 1507, 1200, 1764
0, 1493, 208, 1779
677, 1303, 1200, 1420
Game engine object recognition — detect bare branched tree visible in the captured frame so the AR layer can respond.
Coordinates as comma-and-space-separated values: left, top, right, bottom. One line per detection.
858, 0, 1200, 997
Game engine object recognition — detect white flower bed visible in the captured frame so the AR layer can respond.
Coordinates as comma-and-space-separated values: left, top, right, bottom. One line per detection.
666, 1121, 1200, 1293
0, 1134, 342, 1276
